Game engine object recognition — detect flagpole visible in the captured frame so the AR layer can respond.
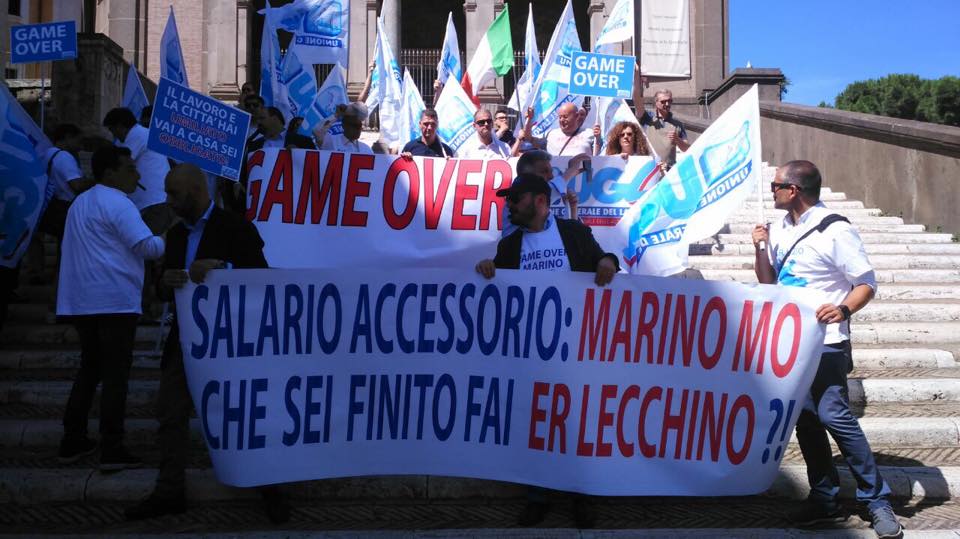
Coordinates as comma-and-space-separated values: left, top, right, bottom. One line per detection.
757, 167, 766, 252
39, 62, 45, 131
512, 64, 525, 131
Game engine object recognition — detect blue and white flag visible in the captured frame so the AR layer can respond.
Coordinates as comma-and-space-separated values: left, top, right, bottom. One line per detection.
373, 16, 404, 148
436, 12, 462, 85
159, 6, 189, 86
595, 0, 634, 48
280, 49, 325, 135
507, 3, 540, 114
260, 0, 348, 65
363, 38, 381, 111
524, 0, 583, 138
121, 65, 150, 120
314, 62, 349, 135
0, 83, 53, 267
259, 2, 286, 109
398, 69, 426, 147
617, 85, 762, 276
434, 73, 478, 155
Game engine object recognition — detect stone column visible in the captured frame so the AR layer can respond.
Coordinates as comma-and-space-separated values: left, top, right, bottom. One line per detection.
52, 34, 126, 135
347, 0, 375, 98
464, 0, 501, 103
104, 0, 148, 69
237, 0, 251, 93
201, 0, 239, 101
588, 0, 608, 49
380, 0, 400, 56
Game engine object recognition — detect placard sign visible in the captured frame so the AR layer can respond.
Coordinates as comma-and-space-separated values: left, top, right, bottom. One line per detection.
9, 21, 77, 63
568, 51, 634, 99
147, 77, 250, 180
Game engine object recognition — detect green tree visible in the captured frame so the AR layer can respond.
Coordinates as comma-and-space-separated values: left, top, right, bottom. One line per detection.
833, 74, 960, 127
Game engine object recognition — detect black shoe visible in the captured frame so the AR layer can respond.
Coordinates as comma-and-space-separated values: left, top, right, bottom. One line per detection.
786, 499, 847, 526
869, 502, 903, 539
124, 495, 186, 520
99, 447, 143, 472
260, 486, 291, 524
58, 437, 98, 464
573, 497, 597, 529
517, 501, 549, 526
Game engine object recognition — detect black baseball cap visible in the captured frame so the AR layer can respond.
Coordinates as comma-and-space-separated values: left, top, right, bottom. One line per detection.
496, 173, 551, 199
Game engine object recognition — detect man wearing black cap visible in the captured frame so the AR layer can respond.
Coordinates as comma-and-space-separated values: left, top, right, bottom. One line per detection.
474, 173, 617, 529
476, 173, 617, 284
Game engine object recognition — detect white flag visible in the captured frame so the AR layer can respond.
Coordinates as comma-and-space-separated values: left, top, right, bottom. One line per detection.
523, 0, 583, 138
595, 0, 634, 48
507, 4, 540, 114
436, 13, 463, 84
434, 73, 479, 155
160, 7, 189, 86
121, 65, 150, 120
398, 69, 426, 148
373, 17, 404, 148
0, 83, 53, 267
617, 86, 762, 276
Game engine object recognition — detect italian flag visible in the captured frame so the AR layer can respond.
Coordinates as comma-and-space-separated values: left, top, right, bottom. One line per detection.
461, 5, 514, 107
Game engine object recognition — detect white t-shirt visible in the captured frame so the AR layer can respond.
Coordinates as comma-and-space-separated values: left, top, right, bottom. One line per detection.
57, 184, 155, 315
767, 202, 877, 345
321, 133, 373, 154
546, 127, 594, 157
459, 137, 511, 159
519, 214, 571, 272
43, 147, 83, 202
118, 124, 169, 210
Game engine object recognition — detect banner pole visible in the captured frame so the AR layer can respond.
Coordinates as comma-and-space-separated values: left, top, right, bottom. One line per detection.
758, 166, 766, 251
512, 64, 524, 131
39, 62, 46, 131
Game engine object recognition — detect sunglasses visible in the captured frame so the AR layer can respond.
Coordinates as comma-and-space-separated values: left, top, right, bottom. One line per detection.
475, 119, 492, 126
770, 182, 797, 193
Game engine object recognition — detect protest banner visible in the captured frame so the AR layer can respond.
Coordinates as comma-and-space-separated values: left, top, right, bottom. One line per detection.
175, 267, 826, 494
148, 77, 250, 180
569, 51, 634, 99
244, 150, 658, 268
9, 21, 77, 63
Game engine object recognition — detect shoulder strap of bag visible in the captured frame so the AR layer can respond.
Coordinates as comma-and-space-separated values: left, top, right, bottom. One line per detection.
777, 214, 850, 272
46, 149, 63, 176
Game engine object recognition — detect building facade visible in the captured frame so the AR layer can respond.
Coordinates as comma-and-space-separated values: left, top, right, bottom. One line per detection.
3, 0, 727, 114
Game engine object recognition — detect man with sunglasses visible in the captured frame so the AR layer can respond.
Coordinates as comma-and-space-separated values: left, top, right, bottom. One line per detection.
475, 173, 616, 528
752, 161, 902, 539
639, 89, 689, 169
460, 109, 511, 159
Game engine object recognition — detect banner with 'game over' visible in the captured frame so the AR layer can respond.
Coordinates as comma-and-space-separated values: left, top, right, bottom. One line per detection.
245, 150, 660, 269
175, 267, 825, 494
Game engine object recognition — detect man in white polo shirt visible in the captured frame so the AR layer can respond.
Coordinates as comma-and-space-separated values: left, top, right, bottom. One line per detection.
315, 102, 373, 154
103, 107, 174, 235
752, 160, 902, 539
459, 109, 511, 159
56, 145, 165, 472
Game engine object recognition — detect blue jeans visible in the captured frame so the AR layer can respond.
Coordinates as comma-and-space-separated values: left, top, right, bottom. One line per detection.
796, 340, 891, 506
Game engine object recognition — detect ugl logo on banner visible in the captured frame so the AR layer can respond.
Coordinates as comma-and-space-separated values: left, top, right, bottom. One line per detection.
9, 21, 77, 63
147, 78, 250, 180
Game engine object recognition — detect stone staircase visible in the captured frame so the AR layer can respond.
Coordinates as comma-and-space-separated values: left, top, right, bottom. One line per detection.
2, 182, 960, 535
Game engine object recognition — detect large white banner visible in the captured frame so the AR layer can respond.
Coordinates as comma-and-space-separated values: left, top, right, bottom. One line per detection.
640, 0, 690, 78
175, 268, 826, 493
244, 150, 660, 269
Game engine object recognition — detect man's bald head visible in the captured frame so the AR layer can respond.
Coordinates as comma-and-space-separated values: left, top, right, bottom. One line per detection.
165, 163, 212, 223
557, 102, 582, 135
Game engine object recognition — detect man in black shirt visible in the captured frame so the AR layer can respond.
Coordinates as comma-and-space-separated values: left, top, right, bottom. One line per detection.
495, 107, 516, 146
401, 109, 454, 158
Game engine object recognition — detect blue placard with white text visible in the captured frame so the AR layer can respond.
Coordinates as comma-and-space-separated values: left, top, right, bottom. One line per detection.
148, 77, 250, 180
568, 51, 634, 99
9, 21, 77, 63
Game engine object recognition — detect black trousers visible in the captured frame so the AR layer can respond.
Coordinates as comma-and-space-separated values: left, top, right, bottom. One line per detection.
62, 313, 139, 451
155, 330, 192, 497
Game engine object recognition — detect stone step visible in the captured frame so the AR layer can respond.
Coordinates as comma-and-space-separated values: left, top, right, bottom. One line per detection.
0, 324, 167, 346
876, 285, 960, 300
2, 465, 958, 504
693, 243, 960, 256
741, 200, 866, 210
0, 349, 160, 370
698, 268, 960, 284
856, 303, 960, 322
851, 348, 958, 369
731, 208, 883, 218
723, 213, 899, 224
6, 415, 958, 451
710, 232, 955, 244
852, 322, 960, 345
690, 255, 960, 270
722, 222, 925, 234
4, 377, 960, 409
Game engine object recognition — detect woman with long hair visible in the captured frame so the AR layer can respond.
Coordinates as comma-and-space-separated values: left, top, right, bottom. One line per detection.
597, 121, 651, 158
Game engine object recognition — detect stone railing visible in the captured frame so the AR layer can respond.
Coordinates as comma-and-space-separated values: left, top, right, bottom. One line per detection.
677, 103, 960, 236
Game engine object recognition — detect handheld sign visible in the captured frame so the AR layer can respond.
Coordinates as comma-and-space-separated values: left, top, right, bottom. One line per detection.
10, 21, 77, 63
148, 77, 250, 180
568, 51, 634, 99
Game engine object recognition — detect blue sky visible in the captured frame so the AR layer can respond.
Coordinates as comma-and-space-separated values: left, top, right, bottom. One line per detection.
729, 0, 960, 106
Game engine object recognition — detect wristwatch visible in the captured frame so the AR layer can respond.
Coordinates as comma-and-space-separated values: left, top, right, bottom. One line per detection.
838, 305, 851, 321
